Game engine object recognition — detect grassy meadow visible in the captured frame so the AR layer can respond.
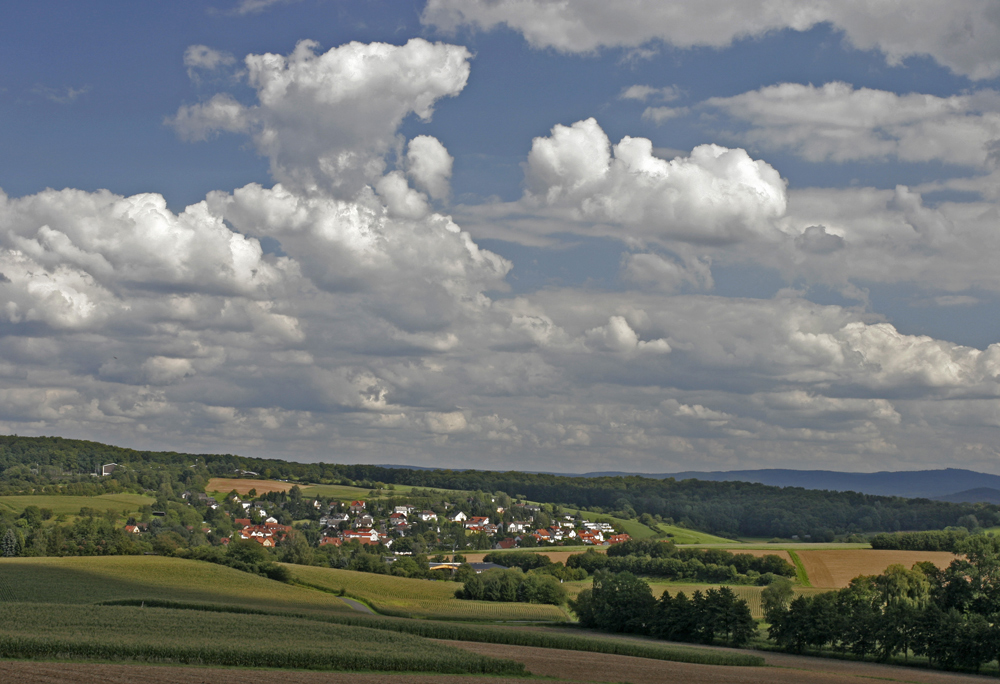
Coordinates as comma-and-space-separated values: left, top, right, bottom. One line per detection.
0, 556, 353, 614
0, 493, 154, 517
288, 564, 567, 622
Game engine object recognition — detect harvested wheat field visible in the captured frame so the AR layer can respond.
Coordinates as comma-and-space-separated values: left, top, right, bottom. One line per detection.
444, 641, 993, 684
798, 550, 956, 588
206, 477, 298, 495
462, 549, 604, 565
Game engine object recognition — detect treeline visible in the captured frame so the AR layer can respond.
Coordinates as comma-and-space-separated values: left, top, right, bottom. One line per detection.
454, 567, 567, 605
2, 435, 997, 539
869, 529, 969, 552
566, 540, 794, 584
572, 570, 756, 647
765, 536, 1000, 672
482, 551, 588, 581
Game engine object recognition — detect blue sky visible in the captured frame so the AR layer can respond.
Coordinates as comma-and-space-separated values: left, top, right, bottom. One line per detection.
3, 0, 1000, 473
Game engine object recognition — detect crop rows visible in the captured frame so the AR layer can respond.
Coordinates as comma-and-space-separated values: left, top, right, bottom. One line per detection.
103, 599, 765, 667
0, 556, 353, 614
0, 603, 524, 675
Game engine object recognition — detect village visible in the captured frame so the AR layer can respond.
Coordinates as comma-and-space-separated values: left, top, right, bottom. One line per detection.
119, 482, 632, 558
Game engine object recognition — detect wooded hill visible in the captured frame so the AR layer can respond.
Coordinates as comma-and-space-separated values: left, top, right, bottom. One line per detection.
1, 435, 996, 539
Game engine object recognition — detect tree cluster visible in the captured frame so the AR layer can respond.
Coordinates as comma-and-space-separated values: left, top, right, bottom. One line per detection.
567, 542, 794, 584
455, 567, 567, 605
869, 529, 970, 552
572, 570, 756, 646
765, 537, 1000, 672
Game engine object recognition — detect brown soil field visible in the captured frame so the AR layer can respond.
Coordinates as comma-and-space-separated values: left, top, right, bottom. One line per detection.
462, 550, 601, 564
206, 477, 298, 495
445, 641, 994, 684
798, 550, 956, 588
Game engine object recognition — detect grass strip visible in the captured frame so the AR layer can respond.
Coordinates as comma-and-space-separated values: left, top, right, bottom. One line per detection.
102, 599, 764, 667
786, 550, 812, 587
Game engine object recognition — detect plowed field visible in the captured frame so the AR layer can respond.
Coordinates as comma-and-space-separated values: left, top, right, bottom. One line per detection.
797, 550, 956, 588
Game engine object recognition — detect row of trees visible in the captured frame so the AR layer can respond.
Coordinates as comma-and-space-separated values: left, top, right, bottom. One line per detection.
455, 567, 567, 605
869, 529, 970, 552
572, 570, 757, 646
567, 542, 794, 584
764, 536, 1000, 672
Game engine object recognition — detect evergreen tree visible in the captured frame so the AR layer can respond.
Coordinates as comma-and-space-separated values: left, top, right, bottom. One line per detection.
1, 528, 18, 557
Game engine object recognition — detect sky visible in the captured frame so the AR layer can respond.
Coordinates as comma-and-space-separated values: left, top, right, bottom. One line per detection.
2, 1, 1000, 474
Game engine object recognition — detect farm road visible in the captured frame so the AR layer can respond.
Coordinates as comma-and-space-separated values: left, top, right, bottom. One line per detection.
443, 641, 995, 684
341, 596, 375, 614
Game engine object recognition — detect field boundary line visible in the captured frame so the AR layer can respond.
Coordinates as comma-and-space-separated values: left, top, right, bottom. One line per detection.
786, 550, 811, 587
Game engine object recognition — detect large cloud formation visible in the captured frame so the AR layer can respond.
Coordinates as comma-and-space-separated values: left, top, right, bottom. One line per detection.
2, 37, 1000, 473
423, 0, 1000, 80
702, 83, 1000, 167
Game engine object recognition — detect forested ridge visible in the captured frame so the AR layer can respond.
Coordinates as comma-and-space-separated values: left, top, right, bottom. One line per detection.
1, 435, 996, 538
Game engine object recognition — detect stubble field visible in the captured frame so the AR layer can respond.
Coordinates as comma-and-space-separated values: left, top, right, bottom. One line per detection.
796, 550, 956, 588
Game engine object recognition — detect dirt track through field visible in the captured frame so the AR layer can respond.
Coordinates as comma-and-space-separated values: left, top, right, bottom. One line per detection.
443, 641, 994, 684
797, 550, 956, 588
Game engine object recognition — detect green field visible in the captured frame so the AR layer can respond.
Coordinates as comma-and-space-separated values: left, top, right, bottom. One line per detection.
288, 564, 567, 622
0, 493, 155, 517
0, 556, 353, 614
0, 603, 522, 674
654, 524, 737, 544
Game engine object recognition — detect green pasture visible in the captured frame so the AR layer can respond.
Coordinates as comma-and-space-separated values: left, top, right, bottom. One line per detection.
0, 493, 154, 517
0, 556, 352, 615
654, 523, 737, 544
288, 564, 567, 622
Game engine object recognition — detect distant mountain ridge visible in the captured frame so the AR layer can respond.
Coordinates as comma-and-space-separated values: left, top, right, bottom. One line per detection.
578, 468, 1000, 501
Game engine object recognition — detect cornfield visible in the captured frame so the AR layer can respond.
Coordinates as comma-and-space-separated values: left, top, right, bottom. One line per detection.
101, 599, 765, 667
0, 603, 524, 675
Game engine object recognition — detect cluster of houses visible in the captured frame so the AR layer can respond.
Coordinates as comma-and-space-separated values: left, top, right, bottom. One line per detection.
313, 500, 631, 551
119, 489, 632, 552
231, 517, 293, 547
